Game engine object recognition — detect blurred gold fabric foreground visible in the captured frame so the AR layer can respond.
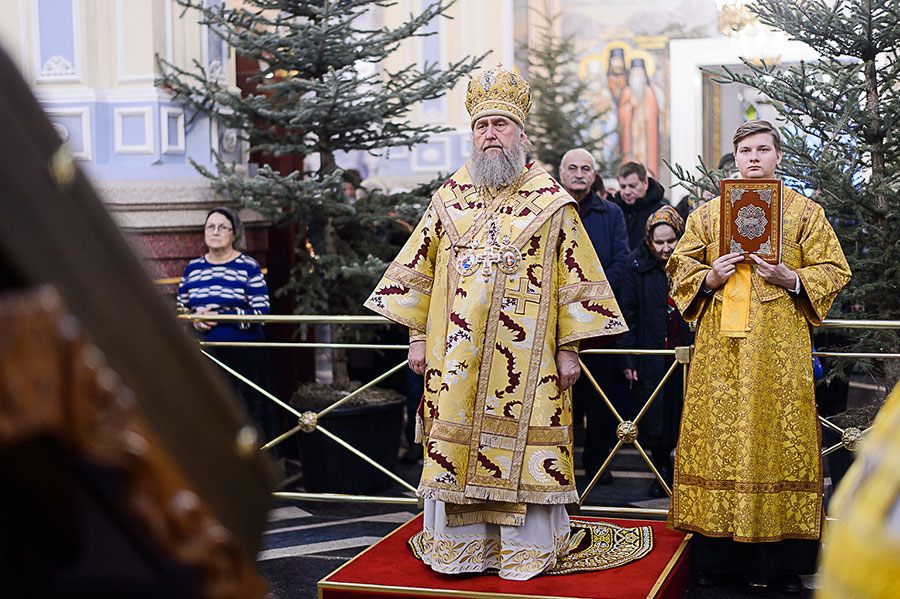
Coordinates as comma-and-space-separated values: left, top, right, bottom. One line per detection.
817, 382, 900, 599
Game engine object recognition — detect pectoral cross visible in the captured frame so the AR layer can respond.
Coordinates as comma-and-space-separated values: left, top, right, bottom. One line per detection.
477, 245, 502, 276
506, 278, 541, 314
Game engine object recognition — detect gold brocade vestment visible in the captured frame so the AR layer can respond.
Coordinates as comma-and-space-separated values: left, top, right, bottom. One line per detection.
665, 189, 850, 541
365, 162, 626, 525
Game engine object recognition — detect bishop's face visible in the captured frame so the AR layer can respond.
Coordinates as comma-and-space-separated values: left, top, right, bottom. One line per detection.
735, 131, 782, 179
473, 115, 523, 156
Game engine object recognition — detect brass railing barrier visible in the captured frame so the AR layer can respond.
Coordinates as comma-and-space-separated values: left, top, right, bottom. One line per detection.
179, 314, 900, 517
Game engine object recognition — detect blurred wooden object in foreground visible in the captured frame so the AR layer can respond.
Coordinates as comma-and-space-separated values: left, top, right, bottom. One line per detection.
0, 44, 274, 598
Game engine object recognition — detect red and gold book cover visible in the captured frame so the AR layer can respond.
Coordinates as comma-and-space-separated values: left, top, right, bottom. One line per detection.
719, 179, 783, 264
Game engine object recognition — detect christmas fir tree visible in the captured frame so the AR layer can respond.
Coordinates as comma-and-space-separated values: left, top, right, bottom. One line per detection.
669, 0, 900, 404
158, 0, 484, 388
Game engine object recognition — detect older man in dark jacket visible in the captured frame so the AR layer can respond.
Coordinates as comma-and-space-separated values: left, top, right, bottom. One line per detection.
559, 148, 630, 483
559, 149, 629, 295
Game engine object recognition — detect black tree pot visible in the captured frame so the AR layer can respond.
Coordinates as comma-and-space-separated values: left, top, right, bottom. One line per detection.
297, 396, 406, 494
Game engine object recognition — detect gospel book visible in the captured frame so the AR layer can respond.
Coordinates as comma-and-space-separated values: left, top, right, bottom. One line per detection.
719, 178, 783, 264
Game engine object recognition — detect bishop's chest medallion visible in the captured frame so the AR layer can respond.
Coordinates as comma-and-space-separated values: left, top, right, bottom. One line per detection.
455, 218, 522, 277
496, 234, 521, 274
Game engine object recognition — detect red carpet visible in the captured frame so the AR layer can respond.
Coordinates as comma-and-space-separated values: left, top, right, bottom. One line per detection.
319, 514, 691, 599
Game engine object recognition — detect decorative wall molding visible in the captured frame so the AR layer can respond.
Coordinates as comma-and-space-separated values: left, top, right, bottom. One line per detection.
114, 106, 154, 155
115, 0, 156, 84
458, 132, 472, 159
161, 106, 185, 154
44, 105, 92, 161
411, 136, 451, 173
35, 86, 169, 104
40, 55, 76, 77
52, 122, 70, 142
416, 0, 447, 124
200, 0, 228, 83
31, 0, 83, 83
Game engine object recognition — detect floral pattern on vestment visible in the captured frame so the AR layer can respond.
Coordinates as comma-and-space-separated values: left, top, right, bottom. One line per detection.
665, 189, 851, 541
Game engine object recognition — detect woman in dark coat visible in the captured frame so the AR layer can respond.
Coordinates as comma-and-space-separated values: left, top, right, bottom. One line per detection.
619, 206, 693, 497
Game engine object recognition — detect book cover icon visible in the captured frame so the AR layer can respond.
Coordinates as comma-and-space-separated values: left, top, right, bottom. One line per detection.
719, 179, 783, 264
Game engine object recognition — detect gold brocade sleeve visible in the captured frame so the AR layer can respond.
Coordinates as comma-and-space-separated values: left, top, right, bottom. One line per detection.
363, 203, 441, 331
666, 200, 715, 322
556, 204, 628, 345
794, 202, 851, 325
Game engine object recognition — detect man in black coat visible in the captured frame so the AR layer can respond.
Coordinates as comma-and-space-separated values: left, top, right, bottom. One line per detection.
559, 148, 630, 484
612, 161, 666, 250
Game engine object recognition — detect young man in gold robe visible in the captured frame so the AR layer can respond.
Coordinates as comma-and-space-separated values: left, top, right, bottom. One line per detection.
365, 66, 627, 580
666, 120, 851, 593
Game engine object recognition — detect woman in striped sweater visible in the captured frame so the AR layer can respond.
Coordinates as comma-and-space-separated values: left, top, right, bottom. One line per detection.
178, 207, 279, 448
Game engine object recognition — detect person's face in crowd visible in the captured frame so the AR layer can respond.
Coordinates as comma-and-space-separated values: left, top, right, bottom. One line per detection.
204, 212, 236, 252
617, 173, 649, 205
721, 160, 737, 178
649, 223, 678, 261
735, 132, 782, 179
473, 115, 523, 157
560, 151, 595, 196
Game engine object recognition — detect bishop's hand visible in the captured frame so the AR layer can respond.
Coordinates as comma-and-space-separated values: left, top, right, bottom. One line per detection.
556, 350, 581, 391
408, 340, 426, 375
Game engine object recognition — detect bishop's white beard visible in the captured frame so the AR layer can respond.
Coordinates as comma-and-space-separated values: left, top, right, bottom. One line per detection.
469, 136, 527, 188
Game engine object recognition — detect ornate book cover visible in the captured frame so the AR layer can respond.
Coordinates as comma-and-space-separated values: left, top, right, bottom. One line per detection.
719, 179, 783, 264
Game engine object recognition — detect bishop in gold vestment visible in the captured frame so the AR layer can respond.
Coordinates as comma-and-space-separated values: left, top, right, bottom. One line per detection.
666, 120, 850, 590
365, 66, 626, 580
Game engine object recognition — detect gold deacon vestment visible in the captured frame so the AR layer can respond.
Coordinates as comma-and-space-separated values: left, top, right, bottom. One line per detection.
365, 162, 626, 523
666, 188, 850, 542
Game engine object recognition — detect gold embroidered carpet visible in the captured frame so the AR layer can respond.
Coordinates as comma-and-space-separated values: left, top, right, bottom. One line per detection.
408, 518, 654, 575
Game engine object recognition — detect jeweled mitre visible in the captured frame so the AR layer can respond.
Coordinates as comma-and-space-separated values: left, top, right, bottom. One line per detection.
465, 65, 532, 129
